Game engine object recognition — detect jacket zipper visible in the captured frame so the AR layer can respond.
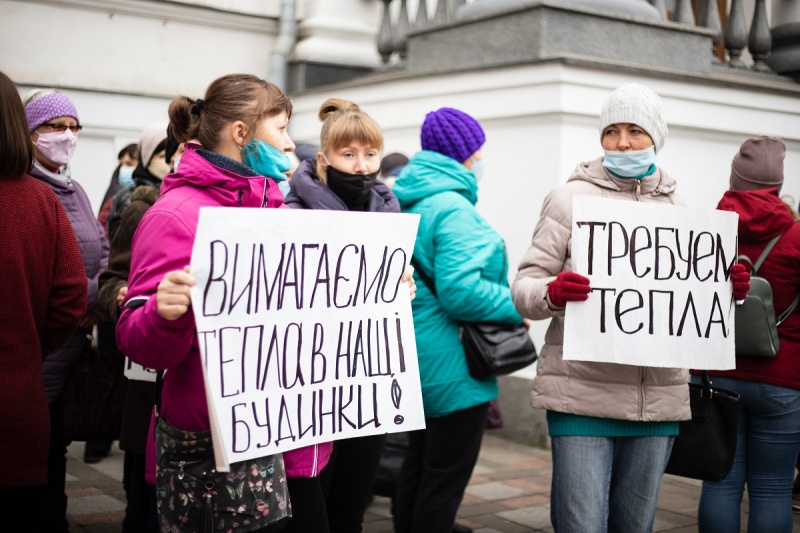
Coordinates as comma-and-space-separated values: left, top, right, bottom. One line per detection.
639, 367, 646, 419
635, 179, 641, 201
237, 190, 244, 204
311, 444, 319, 476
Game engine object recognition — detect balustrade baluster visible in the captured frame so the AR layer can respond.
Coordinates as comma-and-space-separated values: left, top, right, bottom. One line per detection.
724, 0, 747, 68
434, 0, 447, 23
395, 0, 410, 60
378, 0, 395, 64
699, 0, 721, 61
415, 0, 428, 29
673, 0, 695, 25
648, 0, 667, 20
749, 0, 772, 72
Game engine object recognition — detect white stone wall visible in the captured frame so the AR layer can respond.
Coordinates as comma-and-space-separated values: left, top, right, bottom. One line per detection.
4, 2, 797, 314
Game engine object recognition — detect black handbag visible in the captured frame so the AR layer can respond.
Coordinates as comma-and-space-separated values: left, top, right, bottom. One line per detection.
665, 371, 740, 482
61, 331, 127, 442
460, 322, 538, 378
411, 260, 537, 379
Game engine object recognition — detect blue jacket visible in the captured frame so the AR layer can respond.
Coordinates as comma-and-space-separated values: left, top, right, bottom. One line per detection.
392, 150, 523, 418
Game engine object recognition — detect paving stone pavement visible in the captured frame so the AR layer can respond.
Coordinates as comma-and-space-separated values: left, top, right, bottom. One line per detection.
65, 435, 800, 532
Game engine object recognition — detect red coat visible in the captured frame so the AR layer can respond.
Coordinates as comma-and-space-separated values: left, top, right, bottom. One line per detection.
708, 189, 800, 390
0, 175, 87, 487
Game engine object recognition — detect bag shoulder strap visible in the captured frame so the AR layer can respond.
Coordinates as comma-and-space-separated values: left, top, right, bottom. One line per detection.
410, 258, 437, 297
752, 233, 784, 274
777, 293, 800, 326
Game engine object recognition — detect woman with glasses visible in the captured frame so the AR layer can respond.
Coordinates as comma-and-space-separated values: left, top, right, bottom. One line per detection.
24, 89, 109, 533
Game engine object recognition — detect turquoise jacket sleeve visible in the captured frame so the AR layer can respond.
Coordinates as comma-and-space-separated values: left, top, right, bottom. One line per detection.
429, 194, 523, 325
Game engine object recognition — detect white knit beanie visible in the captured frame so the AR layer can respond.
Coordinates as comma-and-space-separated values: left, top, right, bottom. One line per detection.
599, 83, 668, 153
138, 121, 169, 168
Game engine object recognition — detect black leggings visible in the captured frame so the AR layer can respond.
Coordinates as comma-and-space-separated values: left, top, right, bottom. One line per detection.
393, 402, 489, 533
318, 434, 386, 533
281, 476, 330, 533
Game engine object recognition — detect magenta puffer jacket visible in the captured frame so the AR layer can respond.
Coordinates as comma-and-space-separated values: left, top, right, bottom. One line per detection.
118, 145, 331, 479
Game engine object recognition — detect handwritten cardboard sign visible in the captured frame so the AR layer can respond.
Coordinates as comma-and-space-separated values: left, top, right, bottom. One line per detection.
564, 197, 738, 369
190, 207, 424, 469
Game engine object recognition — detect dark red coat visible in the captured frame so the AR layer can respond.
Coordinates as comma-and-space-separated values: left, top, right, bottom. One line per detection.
708, 189, 800, 390
0, 175, 87, 487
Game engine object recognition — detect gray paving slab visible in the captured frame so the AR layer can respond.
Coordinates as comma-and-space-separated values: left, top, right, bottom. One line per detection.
60, 433, 800, 532
466, 481, 531, 501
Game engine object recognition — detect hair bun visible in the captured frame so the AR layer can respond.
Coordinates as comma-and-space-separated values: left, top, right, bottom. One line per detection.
318, 98, 360, 122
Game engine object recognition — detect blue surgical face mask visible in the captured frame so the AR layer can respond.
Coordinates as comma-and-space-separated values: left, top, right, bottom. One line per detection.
471, 158, 485, 183
118, 166, 135, 188
241, 137, 291, 181
602, 146, 656, 179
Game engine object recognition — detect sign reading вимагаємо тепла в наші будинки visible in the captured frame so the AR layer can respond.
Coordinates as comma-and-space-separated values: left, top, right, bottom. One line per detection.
190, 208, 424, 471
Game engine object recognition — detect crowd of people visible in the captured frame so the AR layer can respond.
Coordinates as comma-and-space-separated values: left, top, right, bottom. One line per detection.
0, 67, 797, 533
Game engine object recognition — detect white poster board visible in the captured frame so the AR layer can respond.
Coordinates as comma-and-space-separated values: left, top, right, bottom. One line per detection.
190, 208, 424, 470
124, 358, 158, 382
564, 197, 738, 370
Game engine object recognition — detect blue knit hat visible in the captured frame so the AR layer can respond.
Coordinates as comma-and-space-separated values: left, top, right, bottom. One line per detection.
420, 108, 485, 163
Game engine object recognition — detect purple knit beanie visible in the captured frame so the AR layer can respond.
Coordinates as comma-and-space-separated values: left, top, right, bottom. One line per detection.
420, 107, 485, 163
24, 91, 80, 132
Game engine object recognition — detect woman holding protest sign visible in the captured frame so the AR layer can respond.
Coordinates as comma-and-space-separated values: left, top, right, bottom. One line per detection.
696, 136, 800, 533
511, 83, 750, 533
390, 107, 526, 533
116, 73, 296, 533
117, 75, 416, 533
283, 98, 401, 533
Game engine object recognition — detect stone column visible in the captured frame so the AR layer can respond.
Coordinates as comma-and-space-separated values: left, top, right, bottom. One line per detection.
767, 0, 800, 80
288, 0, 382, 91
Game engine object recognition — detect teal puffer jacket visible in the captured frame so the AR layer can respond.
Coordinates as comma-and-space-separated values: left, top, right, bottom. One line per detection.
393, 150, 524, 418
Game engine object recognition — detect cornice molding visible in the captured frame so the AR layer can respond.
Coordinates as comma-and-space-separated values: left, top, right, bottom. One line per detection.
18, 0, 279, 34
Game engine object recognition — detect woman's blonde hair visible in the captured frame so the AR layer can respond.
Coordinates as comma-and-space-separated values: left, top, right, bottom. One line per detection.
316, 98, 383, 183
782, 195, 800, 221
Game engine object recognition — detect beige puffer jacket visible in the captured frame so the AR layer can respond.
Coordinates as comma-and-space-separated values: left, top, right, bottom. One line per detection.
512, 157, 691, 422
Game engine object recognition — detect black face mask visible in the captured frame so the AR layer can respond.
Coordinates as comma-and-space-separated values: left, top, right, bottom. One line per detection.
326, 165, 379, 205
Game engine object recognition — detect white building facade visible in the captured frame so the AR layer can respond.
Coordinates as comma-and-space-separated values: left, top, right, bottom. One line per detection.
3, 0, 799, 442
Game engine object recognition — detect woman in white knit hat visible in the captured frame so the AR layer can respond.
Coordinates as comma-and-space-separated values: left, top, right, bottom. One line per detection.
511, 83, 750, 533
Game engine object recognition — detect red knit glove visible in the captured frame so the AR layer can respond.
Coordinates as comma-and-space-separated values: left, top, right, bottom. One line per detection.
547, 271, 592, 308
730, 263, 751, 301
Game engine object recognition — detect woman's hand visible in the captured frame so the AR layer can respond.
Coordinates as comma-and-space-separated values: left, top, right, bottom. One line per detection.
730, 263, 750, 303
402, 265, 417, 302
156, 266, 196, 320
117, 286, 128, 307
547, 271, 591, 308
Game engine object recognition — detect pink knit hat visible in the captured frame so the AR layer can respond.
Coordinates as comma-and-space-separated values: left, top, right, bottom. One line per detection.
729, 136, 785, 193
24, 91, 80, 132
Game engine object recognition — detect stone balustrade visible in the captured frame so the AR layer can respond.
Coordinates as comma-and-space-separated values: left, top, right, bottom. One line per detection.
375, 0, 798, 81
